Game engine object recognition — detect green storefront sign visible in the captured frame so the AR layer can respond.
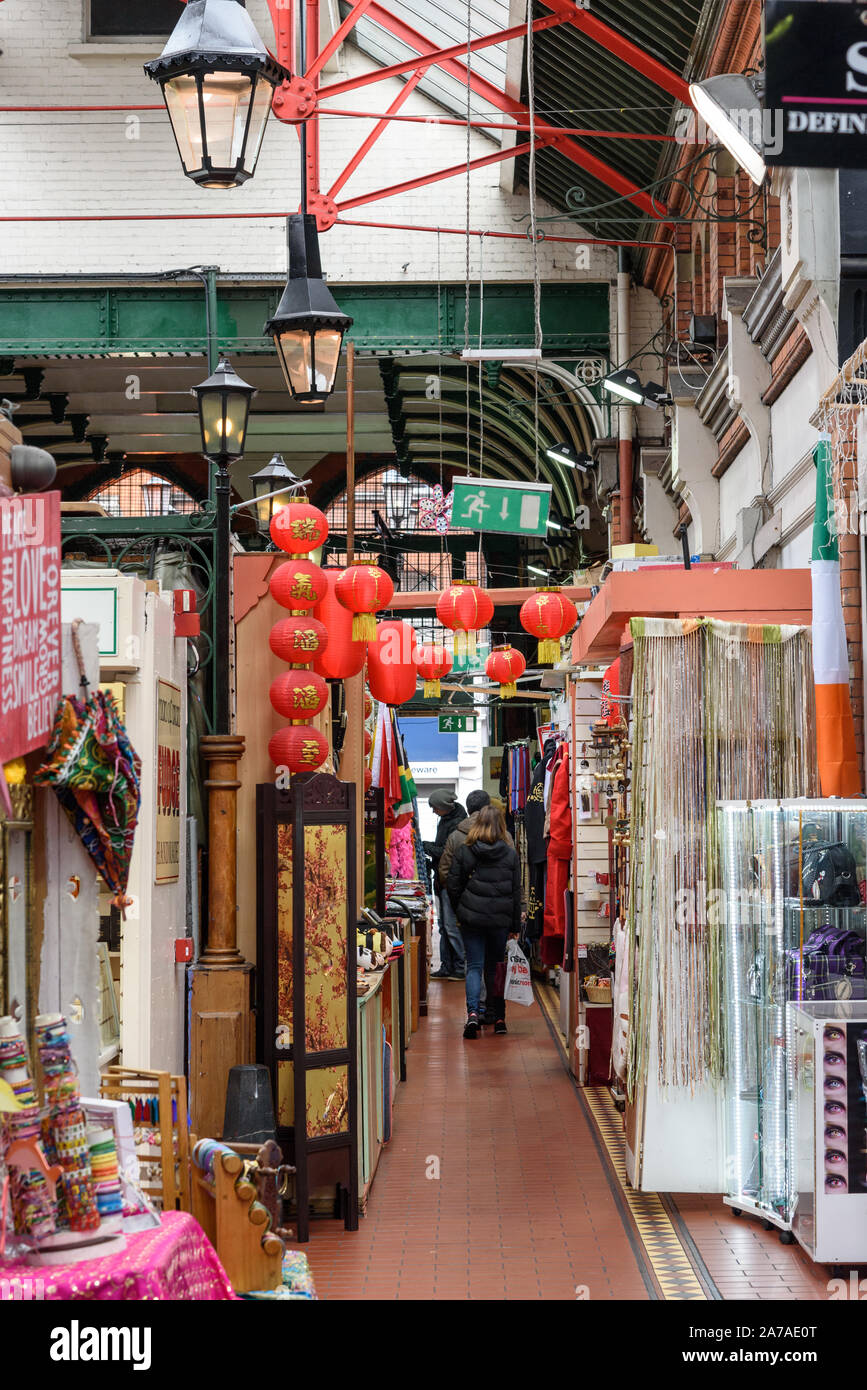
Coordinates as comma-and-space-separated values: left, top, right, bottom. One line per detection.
450, 478, 551, 537
438, 715, 477, 733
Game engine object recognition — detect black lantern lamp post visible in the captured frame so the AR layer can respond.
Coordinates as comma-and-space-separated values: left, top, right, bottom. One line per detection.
248, 452, 301, 532
192, 356, 256, 734
264, 214, 353, 405
383, 468, 412, 532
144, 0, 290, 190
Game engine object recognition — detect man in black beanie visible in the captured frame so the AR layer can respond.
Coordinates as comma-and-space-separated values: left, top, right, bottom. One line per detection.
424, 788, 466, 979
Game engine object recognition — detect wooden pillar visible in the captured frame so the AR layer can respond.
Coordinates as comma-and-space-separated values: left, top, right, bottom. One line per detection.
189, 733, 252, 1138
340, 338, 365, 910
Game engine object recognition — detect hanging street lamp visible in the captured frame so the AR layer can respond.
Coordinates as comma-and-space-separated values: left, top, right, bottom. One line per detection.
143, 0, 290, 190
140, 477, 174, 516
264, 214, 353, 405
382, 468, 412, 531
248, 453, 300, 532
192, 355, 256, 734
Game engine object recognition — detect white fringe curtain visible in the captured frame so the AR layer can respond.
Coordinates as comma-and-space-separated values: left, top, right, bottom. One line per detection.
627, 618, 818, 1099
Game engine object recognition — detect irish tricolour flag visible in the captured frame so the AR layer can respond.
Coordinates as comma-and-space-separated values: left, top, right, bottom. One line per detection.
812, 434, 860, 796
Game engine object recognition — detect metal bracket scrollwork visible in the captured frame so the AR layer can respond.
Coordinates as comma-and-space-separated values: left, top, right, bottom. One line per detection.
520, 146, 767, 249
188, 498, 219, 530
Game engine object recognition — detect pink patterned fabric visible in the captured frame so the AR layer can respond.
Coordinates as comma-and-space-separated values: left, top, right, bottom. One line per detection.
388, 822, 415, 879
0, 1211, 236, 1301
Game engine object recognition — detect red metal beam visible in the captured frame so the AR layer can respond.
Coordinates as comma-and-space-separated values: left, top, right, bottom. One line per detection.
336, 137, 554, 214
304, 0, 376, 82
335, 2, 668, 220
304, 0, 321, 208
327, 69, 425, 201
317, 13, 564, 98
319, 109, 675, 141
538, 0, 691, 104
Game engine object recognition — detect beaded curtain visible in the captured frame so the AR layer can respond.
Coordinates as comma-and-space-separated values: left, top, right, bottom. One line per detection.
626, 618, 818, 1099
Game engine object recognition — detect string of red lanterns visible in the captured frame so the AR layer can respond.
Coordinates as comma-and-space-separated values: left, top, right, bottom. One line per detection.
267, 501, 331, 774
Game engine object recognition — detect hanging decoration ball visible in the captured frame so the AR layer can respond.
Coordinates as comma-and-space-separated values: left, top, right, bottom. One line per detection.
367, 620, 418, 707
335, 564, 395, 642
270, 500, 329, 554
270, 558, 328, 611
485, 644, 526, 700
269, 670, 329, 720
269, 616, 329, 664
268, 725, 329, 774
364, 767, 373, 791
416, 642, 453, 699
519, 587, 578, 665
364, 692, 373, 720
311, 568, 367, 680
364, 729, 372, 756
436, 580, 494, 659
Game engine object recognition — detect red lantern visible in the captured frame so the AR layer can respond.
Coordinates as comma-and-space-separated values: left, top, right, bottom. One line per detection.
269, 616, 328, 664
416, 642, 452, 699
436, 580, 494, 659
485, 644, 526, 699
367, 620, 417, 707
519, 587, 578, 664
364, 767, 373, 791
270, 670, 329, 720
364, 729, 372, 756
270, 558, 328, 611
268, 725, 329, 773
335, 564, 394, 642
311, 568, 367, 680
364, 692, 373, 719
270, 500, 329, 555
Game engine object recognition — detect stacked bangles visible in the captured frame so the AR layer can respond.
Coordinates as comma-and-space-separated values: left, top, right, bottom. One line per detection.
0, 1017, 57, 1241
88, 1127, 123, 1218
35, 1013, 100, 1232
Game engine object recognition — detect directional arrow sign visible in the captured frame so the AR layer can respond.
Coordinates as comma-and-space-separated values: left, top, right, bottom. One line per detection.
450, 477, 552, 537
438, 714, 477, 733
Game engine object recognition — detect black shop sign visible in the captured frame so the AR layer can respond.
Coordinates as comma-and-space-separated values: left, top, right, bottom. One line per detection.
765, 0, 867, 168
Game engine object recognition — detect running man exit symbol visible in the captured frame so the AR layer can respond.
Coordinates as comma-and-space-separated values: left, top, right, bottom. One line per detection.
451, 478, 551, 537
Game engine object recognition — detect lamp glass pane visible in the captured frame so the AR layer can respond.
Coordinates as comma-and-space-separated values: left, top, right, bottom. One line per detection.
275, 329, 314, 396
163, 75, 206, 176
243, 74, 274, 176
199, 72, 254, 172
200, 391, 248, 458
311, 329, 343, 395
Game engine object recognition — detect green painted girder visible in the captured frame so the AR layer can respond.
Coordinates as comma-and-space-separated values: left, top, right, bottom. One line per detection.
61, 513, 216, 536
0, 281, 609, 357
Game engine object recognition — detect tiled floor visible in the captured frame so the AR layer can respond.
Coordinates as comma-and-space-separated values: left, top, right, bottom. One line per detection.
303, 978, 861, 1301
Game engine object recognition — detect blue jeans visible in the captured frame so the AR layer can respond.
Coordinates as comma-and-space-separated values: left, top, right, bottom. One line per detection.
462, 926, 508, 1020
439, 891, 466, 976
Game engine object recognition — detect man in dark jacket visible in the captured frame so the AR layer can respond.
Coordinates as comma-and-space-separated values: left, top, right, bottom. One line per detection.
423, 788, 467, 979
438, 789, 514, 889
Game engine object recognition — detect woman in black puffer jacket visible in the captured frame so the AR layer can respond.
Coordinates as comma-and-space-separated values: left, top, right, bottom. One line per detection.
446, 804, 522, 1039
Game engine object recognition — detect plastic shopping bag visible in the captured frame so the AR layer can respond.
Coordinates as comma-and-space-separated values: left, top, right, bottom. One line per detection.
503, 939, 534, 1007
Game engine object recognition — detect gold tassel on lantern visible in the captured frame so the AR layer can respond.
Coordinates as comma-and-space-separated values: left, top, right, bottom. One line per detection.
466, 631, 477, 658
352, 612, 377, 642
423, 678, 442, 698
537, 637, 561, 664
454, 631, 468, 660
499, 682, 517, 699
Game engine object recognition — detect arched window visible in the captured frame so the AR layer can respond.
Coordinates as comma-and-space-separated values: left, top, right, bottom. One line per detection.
322, 465, 485, 594
84, 467, 198, 517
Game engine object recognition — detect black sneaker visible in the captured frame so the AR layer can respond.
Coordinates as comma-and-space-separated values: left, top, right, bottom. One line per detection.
463, 1013, 479, 1040
493, 1019, 507, 1035
481, 1010, 496, 1026
429, 970, 450, 979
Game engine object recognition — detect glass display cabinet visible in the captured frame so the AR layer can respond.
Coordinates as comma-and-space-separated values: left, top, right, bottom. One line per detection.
719, 800, 867, 1240
791, 1001, 867, 1265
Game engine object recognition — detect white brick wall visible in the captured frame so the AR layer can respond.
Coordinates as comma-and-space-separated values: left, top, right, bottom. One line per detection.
0, 0, 617, 285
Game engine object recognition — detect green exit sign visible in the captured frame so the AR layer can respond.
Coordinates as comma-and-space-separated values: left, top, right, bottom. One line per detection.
451, 477, 551, 537
452, 642, 489, 674
438, 715, 477, 733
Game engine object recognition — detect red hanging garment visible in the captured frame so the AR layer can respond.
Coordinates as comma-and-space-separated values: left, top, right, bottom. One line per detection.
541, 747, 571, 966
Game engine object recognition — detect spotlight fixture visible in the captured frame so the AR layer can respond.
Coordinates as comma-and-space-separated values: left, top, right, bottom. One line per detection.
545, 441, 592, 472
528, 564, 548, 578
688, 72, 766, 186
603, 370, 671, 409
602, 368, 645, 406
547, 519, 564, 531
